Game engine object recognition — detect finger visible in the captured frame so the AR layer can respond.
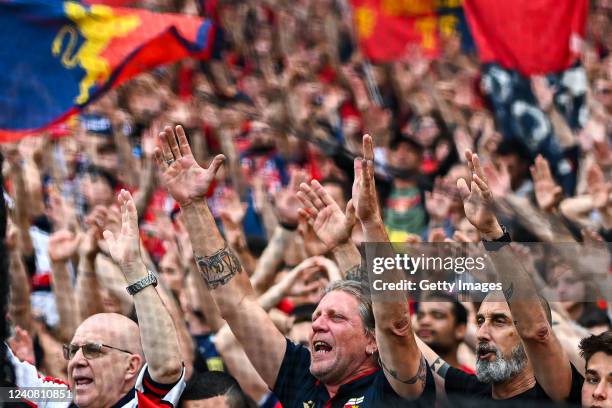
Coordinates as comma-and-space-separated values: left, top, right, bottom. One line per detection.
345, 199, 356, 226
362, 134, 374, 161
102, 230, 115, 247
311, 180, 336, 208
175, 125, 193, 157
464, 149, 474, 171
166, 126, 181, 160
364, 159, 374, 190
456, 178, 471, 200
471, 153, 487, 183
288, 170, 300, 192
473, 174, 490, 195
296, 191, 318, 215
159, 128, 174, 162
123, 191, 138, 232
529, 165, 538, 181
302, 182, 325, 211
154, 148, 169, 171
208, 154, 226, 175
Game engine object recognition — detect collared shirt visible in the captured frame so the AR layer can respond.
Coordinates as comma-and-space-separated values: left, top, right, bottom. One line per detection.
7, 346, 185, 407
273, 338, 436, 408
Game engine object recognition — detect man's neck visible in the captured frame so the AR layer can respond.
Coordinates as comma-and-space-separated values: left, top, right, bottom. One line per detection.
324, 362, 378, 399
491, 366, 537, 400
393, 178, 416, 189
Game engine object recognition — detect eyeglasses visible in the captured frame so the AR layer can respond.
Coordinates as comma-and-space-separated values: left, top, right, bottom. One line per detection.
62, 342, 133, 360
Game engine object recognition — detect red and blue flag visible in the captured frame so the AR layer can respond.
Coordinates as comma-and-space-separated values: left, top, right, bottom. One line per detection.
0, 0, 216, 142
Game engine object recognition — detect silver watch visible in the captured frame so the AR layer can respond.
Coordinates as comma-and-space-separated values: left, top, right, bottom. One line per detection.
126, 271, 158, 295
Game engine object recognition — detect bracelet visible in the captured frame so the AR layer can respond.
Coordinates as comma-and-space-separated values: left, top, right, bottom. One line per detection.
481, 224, 512, 251
126, 271, 158, 295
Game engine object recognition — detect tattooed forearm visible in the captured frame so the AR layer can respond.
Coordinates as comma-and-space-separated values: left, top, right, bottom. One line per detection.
345, 264, 365, 282
196, 247, 242, 289
380, 355, 427, 385
431, 356, 450, 378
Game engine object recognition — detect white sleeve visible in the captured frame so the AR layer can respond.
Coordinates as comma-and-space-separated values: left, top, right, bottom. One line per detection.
134, 363, 186, 407
6, 344, 71, 408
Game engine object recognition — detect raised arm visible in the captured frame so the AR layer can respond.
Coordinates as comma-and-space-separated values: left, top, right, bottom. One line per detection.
154, 125, 286, 389
458, 149, 573, 401
356, 135, 427, 399
48, 230, 81, 343
103, 190, 182, 384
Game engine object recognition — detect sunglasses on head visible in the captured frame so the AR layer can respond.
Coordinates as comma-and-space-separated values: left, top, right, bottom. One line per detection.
62, 342, 133, 360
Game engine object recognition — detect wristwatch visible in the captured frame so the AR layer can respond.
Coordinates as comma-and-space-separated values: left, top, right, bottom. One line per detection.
126, 271, 158, 295
482, 224, 511, 251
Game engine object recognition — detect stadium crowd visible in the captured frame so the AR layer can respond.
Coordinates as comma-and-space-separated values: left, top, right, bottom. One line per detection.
1, 0, 611, 407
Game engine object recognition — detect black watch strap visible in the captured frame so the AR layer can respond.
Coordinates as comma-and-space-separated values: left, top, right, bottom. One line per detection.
482, 225, 511, 251
126, 272, 158, 295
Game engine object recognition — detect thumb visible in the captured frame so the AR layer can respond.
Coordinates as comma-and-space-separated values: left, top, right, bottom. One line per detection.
102, 230, 115, 247
345, 199, 356, 226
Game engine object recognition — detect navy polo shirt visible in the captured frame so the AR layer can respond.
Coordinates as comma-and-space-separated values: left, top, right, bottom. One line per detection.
273, 338, 436, 408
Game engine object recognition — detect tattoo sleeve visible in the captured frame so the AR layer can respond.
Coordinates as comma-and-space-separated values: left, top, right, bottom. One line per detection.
196, 247, 242, 289
431, 356, 450, 378
380, 355, 427, 385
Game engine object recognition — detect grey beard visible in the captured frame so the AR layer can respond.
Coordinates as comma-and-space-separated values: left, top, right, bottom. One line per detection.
475, 344, 528, 384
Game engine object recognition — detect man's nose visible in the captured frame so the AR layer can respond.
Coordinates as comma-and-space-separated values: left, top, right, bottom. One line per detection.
593, 380, 607, 401
311, 315, 328, 332
476, 323, 492, 342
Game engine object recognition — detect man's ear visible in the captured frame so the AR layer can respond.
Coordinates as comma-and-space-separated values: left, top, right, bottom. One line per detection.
125, 354, 143, 381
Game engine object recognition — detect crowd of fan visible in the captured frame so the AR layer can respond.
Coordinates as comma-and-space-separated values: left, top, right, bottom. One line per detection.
1, 0, 612, 407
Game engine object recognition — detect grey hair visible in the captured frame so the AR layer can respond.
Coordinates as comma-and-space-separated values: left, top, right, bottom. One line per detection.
323, 280, 375, 338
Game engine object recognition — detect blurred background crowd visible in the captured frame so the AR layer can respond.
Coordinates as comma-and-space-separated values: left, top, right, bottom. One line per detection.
0, 0, 611, 405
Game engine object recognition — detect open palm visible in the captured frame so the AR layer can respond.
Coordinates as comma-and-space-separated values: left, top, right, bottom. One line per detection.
297, 180, 355, 250
103, 190, 141, 271
155, 125, 224, 207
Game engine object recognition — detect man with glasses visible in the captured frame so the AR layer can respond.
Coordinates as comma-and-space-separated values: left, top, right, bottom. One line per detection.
7, 190, 185, 407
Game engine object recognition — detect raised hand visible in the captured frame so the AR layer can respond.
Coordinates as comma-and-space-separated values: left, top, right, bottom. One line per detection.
297, 179, 355, 251
48, 230, 81, 263
275, 169, 308, 226
102, 190, 143, 279
154, 125, 225, 207
530, 155, 563, 212
587, 162, 611, 210
457, 149, 503, 239
353, 134, 382, 225
482, 161, 511, 197
218, 188, 247, 226
80, 206, 108, 261
425, 177, 452, 222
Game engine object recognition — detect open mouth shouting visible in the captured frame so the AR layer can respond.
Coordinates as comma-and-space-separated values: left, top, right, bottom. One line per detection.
312, 340, 333, 356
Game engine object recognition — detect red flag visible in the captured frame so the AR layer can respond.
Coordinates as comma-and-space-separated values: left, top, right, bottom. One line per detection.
0, 0, 217, 142
464, 0, 588, 75
83, 0, 136, 5
350, 0, 441, 62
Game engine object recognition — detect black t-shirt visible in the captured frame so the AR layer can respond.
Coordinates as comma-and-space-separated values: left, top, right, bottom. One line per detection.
273, 338, 436, 408
444, 363, 583, 407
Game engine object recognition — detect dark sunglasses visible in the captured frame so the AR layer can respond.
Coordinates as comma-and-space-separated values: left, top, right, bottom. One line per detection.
62, 342, 133, 360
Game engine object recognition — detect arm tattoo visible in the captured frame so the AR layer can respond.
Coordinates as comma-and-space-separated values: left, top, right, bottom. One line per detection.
431, 356, 450, 378
345, 264, 365, 282
503, 282, 514, 302
195, 247, 242, 289
379, 355, 427, 385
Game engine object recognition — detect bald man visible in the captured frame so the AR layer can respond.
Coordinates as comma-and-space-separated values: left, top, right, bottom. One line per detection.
7, 190, 185, 407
